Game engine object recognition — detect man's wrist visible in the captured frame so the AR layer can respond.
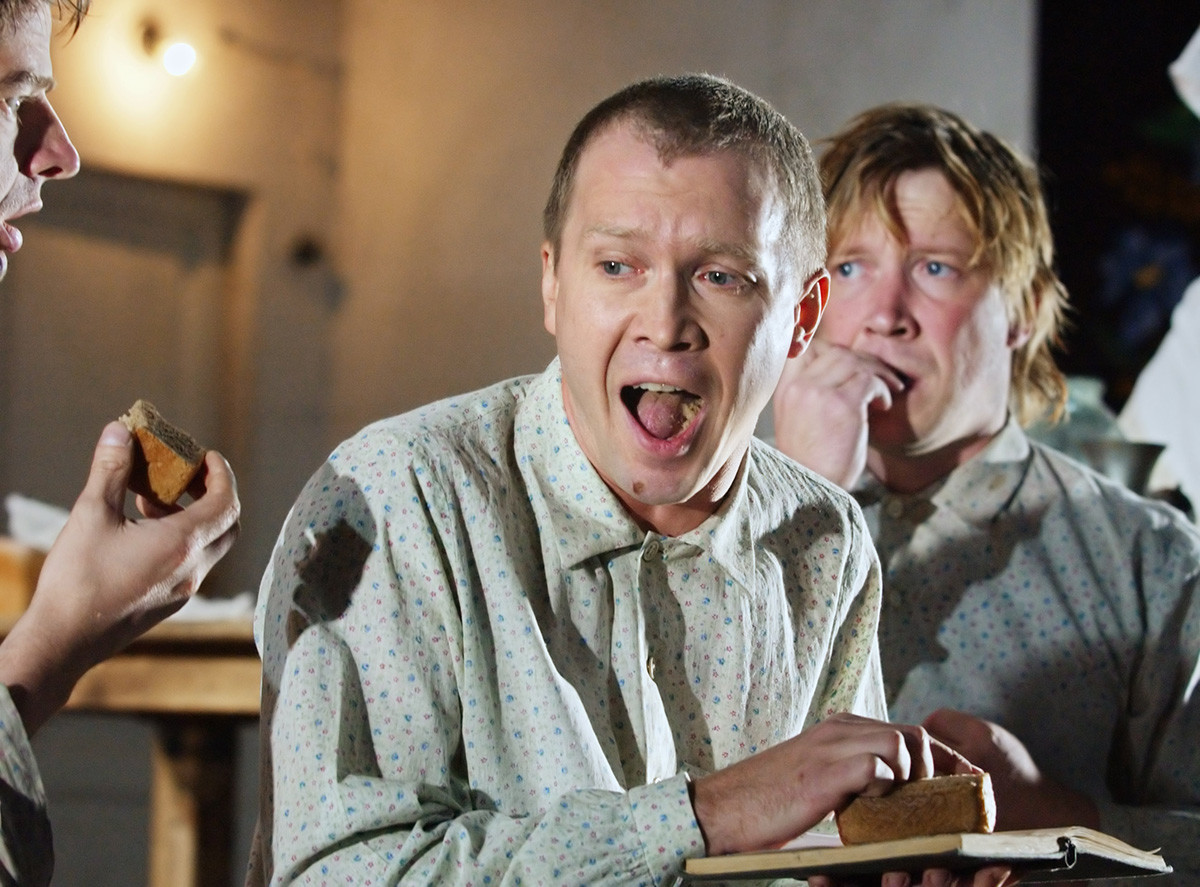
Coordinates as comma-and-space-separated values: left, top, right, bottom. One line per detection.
0, 608, 85, 736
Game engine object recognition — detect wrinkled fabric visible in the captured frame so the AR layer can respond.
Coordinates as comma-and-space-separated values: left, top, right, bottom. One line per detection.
0, 687, 51, 887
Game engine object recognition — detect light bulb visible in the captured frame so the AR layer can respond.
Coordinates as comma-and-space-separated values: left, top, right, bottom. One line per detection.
162, 41, 197, 77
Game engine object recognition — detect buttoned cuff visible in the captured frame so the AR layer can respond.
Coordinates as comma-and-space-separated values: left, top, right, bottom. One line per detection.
628, 773, 706, 885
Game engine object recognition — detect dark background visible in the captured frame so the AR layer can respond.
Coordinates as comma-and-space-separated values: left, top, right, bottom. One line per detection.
1037, 2, 1200, 410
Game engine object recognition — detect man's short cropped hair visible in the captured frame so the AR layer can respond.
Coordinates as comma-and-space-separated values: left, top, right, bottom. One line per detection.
543, 73, 827, 285
0, 0, 89, 35
820, 103, 1069, 425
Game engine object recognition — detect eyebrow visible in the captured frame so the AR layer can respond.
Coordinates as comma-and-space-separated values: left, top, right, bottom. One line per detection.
0, 70, 55, 93
583, 224, 763, 266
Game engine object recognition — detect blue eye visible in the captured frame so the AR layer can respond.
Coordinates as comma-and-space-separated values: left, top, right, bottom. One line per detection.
834, 261, 857, 278
927, 260, 946, 276
601, 260, 630, 276
704, 270, 737, 286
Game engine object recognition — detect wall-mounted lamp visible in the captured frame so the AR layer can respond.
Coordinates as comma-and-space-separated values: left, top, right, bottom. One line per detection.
140, 18, 197, 77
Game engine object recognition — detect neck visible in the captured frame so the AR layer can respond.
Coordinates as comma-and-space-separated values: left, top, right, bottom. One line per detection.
866, 426, 1003, 495
618, 496, 721, 537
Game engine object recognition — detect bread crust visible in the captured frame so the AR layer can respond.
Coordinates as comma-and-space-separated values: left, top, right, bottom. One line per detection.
836, 773, 996, 845
119, 399, 207, 507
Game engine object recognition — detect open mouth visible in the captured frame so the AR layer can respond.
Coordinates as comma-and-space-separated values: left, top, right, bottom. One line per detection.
621, 382, 703, 440
875, 357, 913, 392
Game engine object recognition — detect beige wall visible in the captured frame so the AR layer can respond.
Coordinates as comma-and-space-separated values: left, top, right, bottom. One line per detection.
333, 0, 1037, 445
17, 2, 1035, 884
41, 0, 342, 592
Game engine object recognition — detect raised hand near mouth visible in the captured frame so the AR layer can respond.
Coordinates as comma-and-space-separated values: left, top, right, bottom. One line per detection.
773, 338, 906, 487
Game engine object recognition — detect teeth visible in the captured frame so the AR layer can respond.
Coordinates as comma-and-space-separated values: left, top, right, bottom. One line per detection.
639, 382, 683, 393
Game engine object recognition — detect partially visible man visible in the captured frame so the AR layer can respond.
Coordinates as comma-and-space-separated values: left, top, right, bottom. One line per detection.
774, 103, 1200, 880
0, 3, 242, 884
250, 75, 988, 886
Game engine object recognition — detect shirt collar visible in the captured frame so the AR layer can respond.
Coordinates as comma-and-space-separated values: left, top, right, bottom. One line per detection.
515, 358, 757, 586
857, 417, 1032, 525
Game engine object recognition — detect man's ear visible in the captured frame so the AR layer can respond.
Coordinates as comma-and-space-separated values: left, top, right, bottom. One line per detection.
788, 269, 830, 358
1006, 311, 1033, 350
541, 243, 558, 336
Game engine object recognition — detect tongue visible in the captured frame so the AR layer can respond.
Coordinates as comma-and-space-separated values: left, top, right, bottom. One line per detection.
636, 390, 696, 440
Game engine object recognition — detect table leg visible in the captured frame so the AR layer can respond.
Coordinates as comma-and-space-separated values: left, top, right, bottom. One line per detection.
148, 717, 237, 887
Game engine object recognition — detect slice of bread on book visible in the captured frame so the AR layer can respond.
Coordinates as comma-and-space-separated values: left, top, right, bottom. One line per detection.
836, 773, 996, 845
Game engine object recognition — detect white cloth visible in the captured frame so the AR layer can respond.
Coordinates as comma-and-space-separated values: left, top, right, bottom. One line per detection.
1120, 276, 1200, 509
1171, 24, 1200, 118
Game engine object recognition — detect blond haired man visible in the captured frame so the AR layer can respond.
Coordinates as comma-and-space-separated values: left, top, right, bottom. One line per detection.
775, 103, 1200, 882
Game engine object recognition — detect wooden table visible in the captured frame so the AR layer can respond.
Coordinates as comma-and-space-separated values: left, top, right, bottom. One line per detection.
5, 615, 262, 887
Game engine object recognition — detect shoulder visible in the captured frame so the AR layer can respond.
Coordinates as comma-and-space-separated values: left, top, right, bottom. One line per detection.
282, 375, 538, 534
332, 375, 535, 475
747, 438, 872, 542
749, 437, 864, 511
1028, 437, 1200, 550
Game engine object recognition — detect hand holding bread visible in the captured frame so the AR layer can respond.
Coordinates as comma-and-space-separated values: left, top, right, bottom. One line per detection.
690, 712, 979, 857
0, 409, 239, 736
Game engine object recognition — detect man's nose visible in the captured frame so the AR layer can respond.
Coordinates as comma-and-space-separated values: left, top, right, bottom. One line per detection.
862, 268, 916, 338
17, 98, 81, 181
636, 271, 705, 351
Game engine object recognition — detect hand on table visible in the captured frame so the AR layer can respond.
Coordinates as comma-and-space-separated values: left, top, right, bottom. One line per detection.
773, 339, 905, 488
0, 420, 240, 735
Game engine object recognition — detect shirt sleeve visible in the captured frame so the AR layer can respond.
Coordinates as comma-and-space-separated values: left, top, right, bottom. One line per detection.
0, 685, 52, 887
1095, 507, 1200, 883
252, 456, 706, 886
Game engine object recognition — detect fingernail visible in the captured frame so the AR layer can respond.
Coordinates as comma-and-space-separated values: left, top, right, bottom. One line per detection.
99, 422, 131, 446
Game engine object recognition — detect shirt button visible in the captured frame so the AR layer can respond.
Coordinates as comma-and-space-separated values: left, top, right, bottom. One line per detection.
646, 656, 657, 680
643, 540, 661, 560
884, 498, 904, 519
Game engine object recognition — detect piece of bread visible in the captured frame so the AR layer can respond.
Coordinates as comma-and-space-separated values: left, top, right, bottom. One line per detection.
835, 773, 996, 845
119, 399, 207, 507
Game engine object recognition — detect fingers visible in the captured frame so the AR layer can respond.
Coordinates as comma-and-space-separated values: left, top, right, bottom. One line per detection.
923, 709, 997, 774
79, 421, 135, 517
811, 865, 1012, 887
929, 736, 983, 776
804, 340, 907, 400
823, 713, 937, 786
144, 449, 241, 542
923, 708, 976, 747
973, 866, 1015, 887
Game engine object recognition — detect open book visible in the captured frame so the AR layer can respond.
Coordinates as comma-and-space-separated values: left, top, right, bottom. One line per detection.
684, 826, 1171, 882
